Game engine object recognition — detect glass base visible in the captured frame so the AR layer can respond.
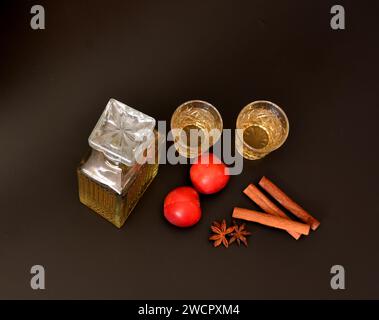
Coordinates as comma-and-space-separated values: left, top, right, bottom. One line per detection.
235, 135, 266, 160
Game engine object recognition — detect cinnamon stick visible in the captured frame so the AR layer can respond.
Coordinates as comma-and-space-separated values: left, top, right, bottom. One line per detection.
243, 184, 301, 240
259, 176, 320, 231
233, 207, 310, 236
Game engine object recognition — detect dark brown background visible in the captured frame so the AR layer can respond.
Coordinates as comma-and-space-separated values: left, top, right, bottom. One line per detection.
0, 0, 378, 299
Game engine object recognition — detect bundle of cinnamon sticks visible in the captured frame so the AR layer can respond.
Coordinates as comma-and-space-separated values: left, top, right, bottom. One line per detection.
233, 176, 320, 240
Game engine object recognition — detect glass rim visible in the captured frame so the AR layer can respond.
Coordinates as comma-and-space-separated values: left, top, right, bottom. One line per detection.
170, 99, 223, 130
236, 100, 290, 153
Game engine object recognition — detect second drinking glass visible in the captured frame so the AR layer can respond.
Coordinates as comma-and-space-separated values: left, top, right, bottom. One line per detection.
236, 100, 289, 160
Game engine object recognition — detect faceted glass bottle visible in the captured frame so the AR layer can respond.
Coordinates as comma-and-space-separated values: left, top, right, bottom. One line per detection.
77, 99, 161, 228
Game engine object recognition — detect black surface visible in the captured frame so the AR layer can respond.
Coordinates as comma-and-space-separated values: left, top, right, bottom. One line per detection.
1, 0, 379, 299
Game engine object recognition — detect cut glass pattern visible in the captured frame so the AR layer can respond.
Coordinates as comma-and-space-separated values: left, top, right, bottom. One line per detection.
89, 99, 156, 166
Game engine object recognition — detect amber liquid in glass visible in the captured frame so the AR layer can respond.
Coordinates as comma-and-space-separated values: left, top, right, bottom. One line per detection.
236, 107, 287, 160
77, 159, 158, 228
171, 101, 222, 158
77, 132, 160, 228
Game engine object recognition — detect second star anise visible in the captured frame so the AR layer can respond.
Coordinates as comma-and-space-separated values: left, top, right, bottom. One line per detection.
229, 222, 251, 247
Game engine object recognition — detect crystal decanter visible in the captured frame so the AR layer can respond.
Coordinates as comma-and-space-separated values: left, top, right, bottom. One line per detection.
77, 99, 161, 228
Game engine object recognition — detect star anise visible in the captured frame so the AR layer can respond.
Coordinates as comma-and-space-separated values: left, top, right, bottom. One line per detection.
229, 221, 251, 247
209, 219, 235, 248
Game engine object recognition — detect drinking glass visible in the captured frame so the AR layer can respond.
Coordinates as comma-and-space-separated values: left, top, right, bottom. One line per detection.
171, 100, 223, 158
236, 100, 289, 160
